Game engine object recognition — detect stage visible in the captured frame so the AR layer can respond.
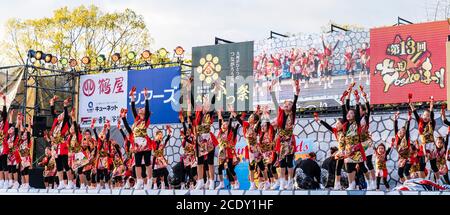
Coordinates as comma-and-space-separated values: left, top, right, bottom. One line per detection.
1, 188, 449, 195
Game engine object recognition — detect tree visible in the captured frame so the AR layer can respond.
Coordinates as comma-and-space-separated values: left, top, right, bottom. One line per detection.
1, 5, 153, 67
425, 0, 450, 21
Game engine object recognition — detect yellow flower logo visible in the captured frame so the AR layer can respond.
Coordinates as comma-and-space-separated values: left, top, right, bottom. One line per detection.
196, 54, 221, 84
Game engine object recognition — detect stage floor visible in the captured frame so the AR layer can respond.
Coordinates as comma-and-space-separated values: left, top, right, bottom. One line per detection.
1, 188, 449, 195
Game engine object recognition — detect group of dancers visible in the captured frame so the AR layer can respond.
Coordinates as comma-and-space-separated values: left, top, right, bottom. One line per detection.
315, 84, 450, 190
1, 77, 449, 191
254, 35, 370, 93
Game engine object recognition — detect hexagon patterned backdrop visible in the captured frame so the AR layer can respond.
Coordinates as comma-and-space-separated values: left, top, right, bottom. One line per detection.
107, 111, 447, 188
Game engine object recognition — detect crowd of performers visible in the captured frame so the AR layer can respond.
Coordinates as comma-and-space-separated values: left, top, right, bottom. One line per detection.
254, 35, 370, 93
1, 78, 450, 191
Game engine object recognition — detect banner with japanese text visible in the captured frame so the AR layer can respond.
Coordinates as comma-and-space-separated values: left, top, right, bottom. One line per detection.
78, 71, 128, 127
127, 67, 181, 125
370, 20, 449, 104
192, 41, 253, 111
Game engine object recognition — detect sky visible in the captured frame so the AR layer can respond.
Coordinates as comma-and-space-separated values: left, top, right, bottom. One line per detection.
0, 0, 442, 64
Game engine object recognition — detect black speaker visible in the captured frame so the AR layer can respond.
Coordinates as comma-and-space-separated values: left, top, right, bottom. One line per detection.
33, 116, 49, 137
29, 167, 45, 189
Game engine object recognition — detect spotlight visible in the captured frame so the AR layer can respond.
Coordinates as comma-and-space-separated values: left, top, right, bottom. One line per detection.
51, 56, 58, 65
69, 59, 78, 68
97, 54, 106, 64
27, 50, 36, 58
111, 53, 121, 63
141, 50, 152, 60
44, 54, 53, 63
127, 51, 136, 60
35, 51, 44, 61
174, 46, 185, 56
158, 48, 168, 58
81, 56, 91, 65
60, 58, 69, 67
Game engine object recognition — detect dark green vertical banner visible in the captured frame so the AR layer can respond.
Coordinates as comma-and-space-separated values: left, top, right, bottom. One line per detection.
192, 41, 254, 111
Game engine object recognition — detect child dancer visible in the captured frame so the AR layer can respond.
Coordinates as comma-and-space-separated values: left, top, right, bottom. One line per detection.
92, 118, 111, 190
393, 111, 412, 183
374, 142, 392, 191
39, 147, 57, 189
237, 111, 262, 190
151, 126, 172, 189
259, 109, 275, 190
179, 112, 197, 190
408, 142, 422, 179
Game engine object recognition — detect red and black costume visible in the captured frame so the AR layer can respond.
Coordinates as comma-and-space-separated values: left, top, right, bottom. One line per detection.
6, 124, 20, 174
217, 115, 239, 183
18, 128, 32, 176
180, 115, 197, 185
275, 94, 298, 169
413, 109, 435, 173
344, 51, 355, 76
394, 117, 411, 180
152, 133, 171, 186
342, 100, 367, 174
321, 38, 340, 77
50, 104, 70, 173
194, 95, 218, 166
259, 120, 276, 179
374, 145, 391, 190
122, 98, 152, 169
67, 121, 82, 171
92, 127, 111, 183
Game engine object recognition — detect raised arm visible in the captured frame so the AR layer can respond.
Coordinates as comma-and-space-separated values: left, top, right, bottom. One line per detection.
105, 121, 110, 141
130, 87, 138, 119
394, 112, 399, 135
144, 88, 151, 122
50, 96, 58, 119
163, 126, 172, 148
354, 91, 361, 125
320, 120, 334, 133
406, 112, 411, 143
120, 108, 132, 134
91, 118, 98, 140
62, 97, 71, 128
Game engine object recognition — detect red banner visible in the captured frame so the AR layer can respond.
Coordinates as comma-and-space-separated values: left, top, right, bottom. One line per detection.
370, 21, 449, 104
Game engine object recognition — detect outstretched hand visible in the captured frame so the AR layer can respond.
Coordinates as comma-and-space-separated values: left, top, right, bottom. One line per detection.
143, 88, 149, 99
394, 111, 400, 120
293, 79, 300, 95
90, 118, 96, 129
64, 97, 72, 107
